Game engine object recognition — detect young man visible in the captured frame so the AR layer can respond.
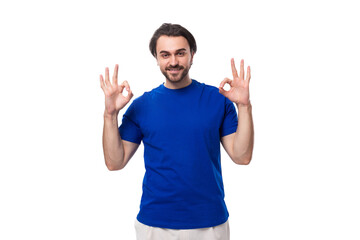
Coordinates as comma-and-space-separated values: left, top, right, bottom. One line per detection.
100, 23, 254, 240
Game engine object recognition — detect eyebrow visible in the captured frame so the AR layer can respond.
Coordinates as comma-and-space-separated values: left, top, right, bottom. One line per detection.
159, 48, 187, 54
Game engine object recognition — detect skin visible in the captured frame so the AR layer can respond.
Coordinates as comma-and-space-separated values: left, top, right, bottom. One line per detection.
219, 58, 254, 164
100, 35, 254, 170
100, 65, 138, 170
155, 35, 194, 89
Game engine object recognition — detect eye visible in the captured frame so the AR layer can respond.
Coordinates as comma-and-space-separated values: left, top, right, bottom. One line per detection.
161, 54, 169, 58
177, 52, 185, 56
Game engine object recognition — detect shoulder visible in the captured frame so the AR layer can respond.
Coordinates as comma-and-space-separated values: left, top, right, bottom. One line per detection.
195, 80, 235, 113
128, 84, 162, 108
194, 80, 227, 100
204, 83, 221, 95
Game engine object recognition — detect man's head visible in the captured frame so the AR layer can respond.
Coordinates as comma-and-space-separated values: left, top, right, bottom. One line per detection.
149, 23, 197, 58
149, 23, 197, 84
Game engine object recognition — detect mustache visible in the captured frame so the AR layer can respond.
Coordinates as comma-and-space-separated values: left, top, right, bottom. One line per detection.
165, 65, 184, 70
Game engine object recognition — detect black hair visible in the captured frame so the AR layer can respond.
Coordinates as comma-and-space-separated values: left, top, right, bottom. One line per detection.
149, 23, 197, 57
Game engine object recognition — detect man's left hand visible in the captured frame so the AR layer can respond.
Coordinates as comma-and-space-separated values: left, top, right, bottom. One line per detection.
219, 58, 251, 106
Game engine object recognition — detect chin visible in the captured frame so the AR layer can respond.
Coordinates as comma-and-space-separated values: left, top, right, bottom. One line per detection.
163, 69, 189, 83
167, 76, 183, 82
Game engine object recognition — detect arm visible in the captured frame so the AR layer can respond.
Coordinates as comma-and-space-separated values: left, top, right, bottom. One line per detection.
221, 103, 254, 165
102, 114, 139, 170
100, 64, 139, 171
219, 58, 254, 165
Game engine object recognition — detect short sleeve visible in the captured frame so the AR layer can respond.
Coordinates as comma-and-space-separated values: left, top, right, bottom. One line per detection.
220, 97, 238, 137
119, 102, 143, 144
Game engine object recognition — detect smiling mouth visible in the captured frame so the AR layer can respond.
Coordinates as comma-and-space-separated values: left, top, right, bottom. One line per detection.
166, 66, 184, 73
168, 69, 181, 73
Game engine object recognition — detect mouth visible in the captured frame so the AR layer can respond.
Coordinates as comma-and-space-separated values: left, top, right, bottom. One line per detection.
166, 66, 184, 74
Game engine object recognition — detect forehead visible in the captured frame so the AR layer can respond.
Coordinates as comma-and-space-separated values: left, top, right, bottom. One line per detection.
156, 36, 190, 53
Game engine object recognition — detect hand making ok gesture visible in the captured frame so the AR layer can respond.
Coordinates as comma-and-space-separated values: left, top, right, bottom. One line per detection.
219, 59, 251, 106
100, 64, 133, 117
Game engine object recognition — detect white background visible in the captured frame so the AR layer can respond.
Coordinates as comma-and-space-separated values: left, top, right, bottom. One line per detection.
1, 0, 359, 239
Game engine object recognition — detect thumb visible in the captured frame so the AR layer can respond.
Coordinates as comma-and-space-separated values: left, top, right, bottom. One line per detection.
219, 87, 229, 98
126, 90, 134, 101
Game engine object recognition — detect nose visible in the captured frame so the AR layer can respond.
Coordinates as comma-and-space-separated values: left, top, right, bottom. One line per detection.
169, 55, 178, 66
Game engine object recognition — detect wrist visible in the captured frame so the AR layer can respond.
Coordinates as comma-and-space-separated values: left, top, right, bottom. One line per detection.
236, 100, 251, 108
104, 110, 119, 120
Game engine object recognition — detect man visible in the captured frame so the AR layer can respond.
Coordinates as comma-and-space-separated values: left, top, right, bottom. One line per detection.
100, 23, 254, 240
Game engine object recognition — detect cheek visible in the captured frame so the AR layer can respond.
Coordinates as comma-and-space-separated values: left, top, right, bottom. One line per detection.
157, 60, 164, 68
180, 58, 191, 67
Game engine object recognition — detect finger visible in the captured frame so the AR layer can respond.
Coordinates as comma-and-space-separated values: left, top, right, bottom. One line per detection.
219, 86, 229, 98
240, 59, 245, 80
246, 66, 251, 85
126, 89, 134, 101
113, 64, 119, 86
105, 67, 111, 87
219, 78, 232, 97
118, 84, 125, 93
122, 80, 131, 92
219, 78, 232, 89
118, 80, 130, 94
100, 75, 106, 91
231, 58, 238, 79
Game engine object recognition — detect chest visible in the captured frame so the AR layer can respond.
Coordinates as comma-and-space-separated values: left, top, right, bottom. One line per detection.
139, 94, 225, 140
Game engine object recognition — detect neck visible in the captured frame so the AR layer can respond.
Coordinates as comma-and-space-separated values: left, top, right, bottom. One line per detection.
164, 76, 192, 90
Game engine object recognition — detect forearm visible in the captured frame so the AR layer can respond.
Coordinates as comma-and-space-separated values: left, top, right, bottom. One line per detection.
232, 102, 254, 164
102, 113, 125, 170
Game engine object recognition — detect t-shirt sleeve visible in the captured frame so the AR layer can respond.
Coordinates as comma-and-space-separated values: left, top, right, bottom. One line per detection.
220, 97, 238, 137
119, 102, 143, 144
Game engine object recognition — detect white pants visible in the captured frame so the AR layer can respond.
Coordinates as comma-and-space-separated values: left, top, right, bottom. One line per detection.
134, 219, 230, 240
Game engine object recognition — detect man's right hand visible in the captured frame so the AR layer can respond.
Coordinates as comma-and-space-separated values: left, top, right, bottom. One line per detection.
100, 64, 133, 117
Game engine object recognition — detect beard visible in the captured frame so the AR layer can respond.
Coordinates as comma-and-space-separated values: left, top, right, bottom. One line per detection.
161, 64, 190, 83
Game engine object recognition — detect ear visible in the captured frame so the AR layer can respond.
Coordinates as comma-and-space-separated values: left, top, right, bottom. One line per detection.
190, 52, 195, 65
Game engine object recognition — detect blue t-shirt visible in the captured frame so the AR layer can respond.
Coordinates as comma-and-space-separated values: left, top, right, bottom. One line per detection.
119, 79, 238, 229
